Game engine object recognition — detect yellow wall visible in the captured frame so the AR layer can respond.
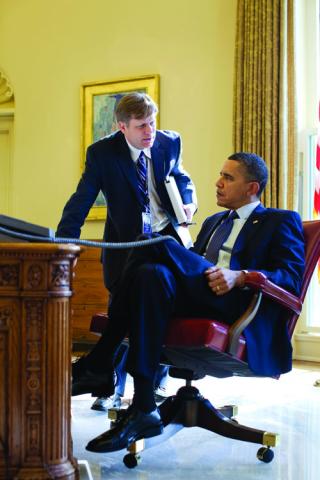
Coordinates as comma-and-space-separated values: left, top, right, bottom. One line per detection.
0, 0, 236, 239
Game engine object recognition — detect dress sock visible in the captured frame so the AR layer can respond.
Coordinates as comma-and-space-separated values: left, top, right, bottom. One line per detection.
132, 376, 157, 413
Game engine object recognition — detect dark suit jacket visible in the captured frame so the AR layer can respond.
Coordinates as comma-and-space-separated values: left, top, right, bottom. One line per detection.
118, 204, 305, 378
56, 130, 196, 290
191, 204, 305, 376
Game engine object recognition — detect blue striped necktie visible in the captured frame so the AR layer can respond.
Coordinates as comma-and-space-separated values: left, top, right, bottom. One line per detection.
205, 210, 239, 264
136, 151, 150, 213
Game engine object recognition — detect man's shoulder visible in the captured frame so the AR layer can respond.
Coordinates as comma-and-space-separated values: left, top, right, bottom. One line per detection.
204, 210, 227, 222
200, 211, 226, 230
255, 206, 301, 221
202, 206, 301, 227
88, 130, 122, 151
155, 129, 180, 143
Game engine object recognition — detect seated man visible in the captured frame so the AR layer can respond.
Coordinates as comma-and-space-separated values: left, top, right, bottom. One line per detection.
72, 152, 305, 454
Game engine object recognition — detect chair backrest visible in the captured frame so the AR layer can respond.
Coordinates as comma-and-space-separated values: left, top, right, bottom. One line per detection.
287, 220, 320, 337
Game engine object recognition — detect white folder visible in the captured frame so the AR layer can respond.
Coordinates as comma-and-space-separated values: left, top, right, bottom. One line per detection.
164, 176, 188, 224
164, 176, 193, 248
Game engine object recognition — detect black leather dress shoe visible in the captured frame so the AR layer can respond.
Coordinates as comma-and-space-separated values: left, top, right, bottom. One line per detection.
72, 357, 115, 397
86, 405, 163, 452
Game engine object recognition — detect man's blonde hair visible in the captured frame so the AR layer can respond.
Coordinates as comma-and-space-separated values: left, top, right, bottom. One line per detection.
115, 92, 158, 124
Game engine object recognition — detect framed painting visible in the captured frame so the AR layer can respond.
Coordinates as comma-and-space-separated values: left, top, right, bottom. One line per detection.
81, 74, 160, 220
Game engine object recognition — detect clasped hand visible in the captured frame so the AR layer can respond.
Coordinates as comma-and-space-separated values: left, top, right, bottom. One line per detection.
204, 266, 244, 296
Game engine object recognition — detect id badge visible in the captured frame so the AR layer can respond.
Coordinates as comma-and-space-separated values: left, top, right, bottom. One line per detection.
142, 212, 152, 234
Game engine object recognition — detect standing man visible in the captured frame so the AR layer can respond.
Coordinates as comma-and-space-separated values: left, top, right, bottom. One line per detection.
56, 92, 197, 290
56, 92, 197, 406
73, 152, 305, 453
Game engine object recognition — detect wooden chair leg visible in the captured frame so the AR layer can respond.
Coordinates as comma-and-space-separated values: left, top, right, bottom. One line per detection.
158, 394, 186, 426
196, 397, 278, 446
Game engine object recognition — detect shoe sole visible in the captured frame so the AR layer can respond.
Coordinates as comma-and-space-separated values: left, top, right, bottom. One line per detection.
90, 404, 108, 412
86, 423, 164, 453
90, 401, 121, 412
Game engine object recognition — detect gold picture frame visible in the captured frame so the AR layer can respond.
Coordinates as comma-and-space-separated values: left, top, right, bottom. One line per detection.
81, 74, 160, 220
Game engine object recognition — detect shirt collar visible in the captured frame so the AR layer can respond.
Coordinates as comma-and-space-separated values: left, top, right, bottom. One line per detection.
125, 138, 151, 163
235, 201, 261, 219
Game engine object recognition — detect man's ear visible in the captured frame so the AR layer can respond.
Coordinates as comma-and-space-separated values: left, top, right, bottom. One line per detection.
248, 181, 260, 197
118, 121, 126, 133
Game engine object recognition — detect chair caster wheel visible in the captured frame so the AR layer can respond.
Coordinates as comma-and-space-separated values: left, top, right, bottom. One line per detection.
257, 447, 274, 463
123, 453, 141, 469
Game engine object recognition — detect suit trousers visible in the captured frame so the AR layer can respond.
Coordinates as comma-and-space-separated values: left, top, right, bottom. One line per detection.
106, 237, 253, 381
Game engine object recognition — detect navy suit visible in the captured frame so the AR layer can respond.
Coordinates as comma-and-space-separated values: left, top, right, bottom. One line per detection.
107, 204, 305, 379
192, 205, 305, 375
56, 129, 196, 290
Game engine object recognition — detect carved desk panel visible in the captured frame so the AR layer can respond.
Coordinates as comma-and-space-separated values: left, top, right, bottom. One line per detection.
0, 243, 80, 480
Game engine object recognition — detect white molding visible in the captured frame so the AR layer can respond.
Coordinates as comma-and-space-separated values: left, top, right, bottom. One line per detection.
293, 333, 320, 362
0, 108, 14, 116
294, 354, 320, 362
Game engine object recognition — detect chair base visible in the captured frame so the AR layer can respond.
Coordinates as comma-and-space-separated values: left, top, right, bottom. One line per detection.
159, 384, 278, 446
108, 382, 279, 468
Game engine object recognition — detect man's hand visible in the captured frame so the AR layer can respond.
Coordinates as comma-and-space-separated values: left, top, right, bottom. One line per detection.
204, 266, 246, 296
182, 203, 197, 224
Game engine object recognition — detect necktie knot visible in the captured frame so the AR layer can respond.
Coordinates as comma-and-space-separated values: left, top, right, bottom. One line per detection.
228, 210, 239, 221
137, 151, 146, 168
205, 210, 238, 264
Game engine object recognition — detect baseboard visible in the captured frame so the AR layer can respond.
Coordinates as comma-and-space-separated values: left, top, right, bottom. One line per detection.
293, 333, 320, 362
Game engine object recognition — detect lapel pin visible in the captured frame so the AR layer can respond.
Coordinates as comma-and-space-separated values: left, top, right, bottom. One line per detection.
253, 220, 259, 224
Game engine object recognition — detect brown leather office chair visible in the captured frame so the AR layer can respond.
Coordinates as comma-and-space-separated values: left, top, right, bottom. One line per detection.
90, 220, 320, 468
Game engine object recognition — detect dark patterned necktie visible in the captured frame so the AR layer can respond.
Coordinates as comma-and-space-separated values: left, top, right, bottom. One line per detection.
136, 151, 150, 213
205, 210, 239, 264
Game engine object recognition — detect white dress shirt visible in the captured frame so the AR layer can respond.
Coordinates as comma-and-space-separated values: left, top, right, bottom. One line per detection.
210, 201, 261, 268
126, 140, 170, 232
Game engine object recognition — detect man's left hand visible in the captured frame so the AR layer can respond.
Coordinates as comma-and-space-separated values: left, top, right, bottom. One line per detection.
204, 266, 245, 296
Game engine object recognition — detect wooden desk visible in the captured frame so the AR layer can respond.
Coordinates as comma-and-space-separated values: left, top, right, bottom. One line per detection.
71, 244, 109, 345
0, 243, 80, 480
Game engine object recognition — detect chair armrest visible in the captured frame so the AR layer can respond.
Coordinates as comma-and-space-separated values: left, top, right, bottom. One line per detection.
227, 272, 302, 356
228, 292, 262, 356
243, 272, 302, 315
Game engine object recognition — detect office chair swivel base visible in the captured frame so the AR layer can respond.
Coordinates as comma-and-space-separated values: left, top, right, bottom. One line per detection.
108, 382, 278, 468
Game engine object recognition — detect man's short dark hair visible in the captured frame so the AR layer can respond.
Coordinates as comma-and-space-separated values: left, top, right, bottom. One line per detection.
228, 152, 268, 197
115, 93, 158, 124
